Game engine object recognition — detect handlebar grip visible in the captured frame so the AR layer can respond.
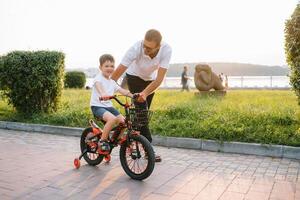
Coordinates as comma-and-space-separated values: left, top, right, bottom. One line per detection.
99, 95, 115, 101
132, 93, 140, 100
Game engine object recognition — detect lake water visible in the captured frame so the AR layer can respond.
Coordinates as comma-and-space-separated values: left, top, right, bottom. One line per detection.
86, 76, 290, 89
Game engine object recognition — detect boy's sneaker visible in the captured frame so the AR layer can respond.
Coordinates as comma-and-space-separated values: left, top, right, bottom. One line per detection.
98, 140, 110, 155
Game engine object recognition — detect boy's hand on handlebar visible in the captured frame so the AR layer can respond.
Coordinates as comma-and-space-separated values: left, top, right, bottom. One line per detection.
127, 92, 134, 98
99, 95, 112, 101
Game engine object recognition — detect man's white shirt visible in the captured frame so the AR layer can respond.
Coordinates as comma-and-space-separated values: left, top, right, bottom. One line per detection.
121, 40, 172, 81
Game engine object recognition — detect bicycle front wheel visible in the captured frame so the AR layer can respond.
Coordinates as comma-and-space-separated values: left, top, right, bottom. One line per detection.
119, 134, 155, 180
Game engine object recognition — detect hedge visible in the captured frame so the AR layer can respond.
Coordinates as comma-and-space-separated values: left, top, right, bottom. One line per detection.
0, 51, 65, 114
285, 3, 300, 105
65, 71, 86, 88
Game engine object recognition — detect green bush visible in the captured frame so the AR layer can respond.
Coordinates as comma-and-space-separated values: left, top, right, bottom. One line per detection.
65, 71, 86, 88
0, 51, 65, 114
285, 3, 300, 105
0, 56, 3, 90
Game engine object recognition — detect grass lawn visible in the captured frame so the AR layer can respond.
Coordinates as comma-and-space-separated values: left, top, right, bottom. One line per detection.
0, 89, 299, 146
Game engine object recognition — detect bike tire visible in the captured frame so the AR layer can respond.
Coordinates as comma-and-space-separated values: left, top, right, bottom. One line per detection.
80, 127, 104, 166
119, 134, 155, 180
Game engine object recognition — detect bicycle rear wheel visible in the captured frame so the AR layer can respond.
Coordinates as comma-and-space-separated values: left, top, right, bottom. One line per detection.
80, 127, 104, 166
119, 134, 155, 180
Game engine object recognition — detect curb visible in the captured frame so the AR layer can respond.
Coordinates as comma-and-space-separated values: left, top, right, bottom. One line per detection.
0, 121, 83, 137
0, 121, 299, 160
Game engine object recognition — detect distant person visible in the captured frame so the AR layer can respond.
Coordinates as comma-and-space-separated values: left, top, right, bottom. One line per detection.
111, 29, 172, 162
181, 66, 190, 91
218, 74, 223, 82
219, 73, 224, 84
90, 54, 133, 154
225, 75, 228, 88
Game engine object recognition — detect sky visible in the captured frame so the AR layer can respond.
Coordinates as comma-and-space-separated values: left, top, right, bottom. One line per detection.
0, 0, 299, 69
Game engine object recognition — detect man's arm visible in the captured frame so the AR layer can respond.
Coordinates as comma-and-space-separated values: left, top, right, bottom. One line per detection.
111, 64, 127, 82
139, 67, 167, 101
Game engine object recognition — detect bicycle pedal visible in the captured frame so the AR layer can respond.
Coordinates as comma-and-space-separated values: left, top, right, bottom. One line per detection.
97, 149, 110, 155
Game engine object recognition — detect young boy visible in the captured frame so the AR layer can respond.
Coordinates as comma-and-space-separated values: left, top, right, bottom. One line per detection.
90, 54, 133, 154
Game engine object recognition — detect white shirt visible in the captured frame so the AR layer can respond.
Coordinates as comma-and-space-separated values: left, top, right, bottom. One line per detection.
121, 40, 172, 81
90, 73, 120, 107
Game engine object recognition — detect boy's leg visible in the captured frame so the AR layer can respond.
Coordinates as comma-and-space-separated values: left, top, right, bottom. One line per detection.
101, 112, 118, 141
91, 106, 117, 153
116, 114, 125, 124
115, 114, 126, 140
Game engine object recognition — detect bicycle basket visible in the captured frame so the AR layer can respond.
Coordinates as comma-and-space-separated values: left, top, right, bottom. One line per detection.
129, 108, 152, 129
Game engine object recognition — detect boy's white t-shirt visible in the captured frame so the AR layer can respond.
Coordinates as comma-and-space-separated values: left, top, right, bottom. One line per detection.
90, 73, 120, 107
121, 40, 172, 81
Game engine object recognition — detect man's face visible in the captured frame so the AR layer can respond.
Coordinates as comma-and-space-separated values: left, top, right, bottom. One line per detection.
143, 40, 160, 56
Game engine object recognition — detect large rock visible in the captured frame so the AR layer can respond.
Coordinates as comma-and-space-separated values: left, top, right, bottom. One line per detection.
194, 64, 225, 91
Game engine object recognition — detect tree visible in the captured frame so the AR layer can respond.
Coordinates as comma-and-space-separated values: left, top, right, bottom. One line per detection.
285, 3, 300, 104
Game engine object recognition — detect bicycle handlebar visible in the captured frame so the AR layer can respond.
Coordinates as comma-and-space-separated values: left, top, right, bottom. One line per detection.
99, 94, 140, 107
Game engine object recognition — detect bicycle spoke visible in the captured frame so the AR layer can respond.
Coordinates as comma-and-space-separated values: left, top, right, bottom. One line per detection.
127, 158, 134, 167
136, 159, 141, 173
131, 159, 136, 172
87, 152, 98, 160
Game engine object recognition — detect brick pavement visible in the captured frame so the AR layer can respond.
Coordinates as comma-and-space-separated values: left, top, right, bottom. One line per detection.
0, 129, 299, 200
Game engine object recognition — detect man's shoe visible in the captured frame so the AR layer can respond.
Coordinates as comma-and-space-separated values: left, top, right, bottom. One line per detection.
155, 155, 162, 162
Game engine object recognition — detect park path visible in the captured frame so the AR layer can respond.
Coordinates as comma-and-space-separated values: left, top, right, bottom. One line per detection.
0, 129, 299, 200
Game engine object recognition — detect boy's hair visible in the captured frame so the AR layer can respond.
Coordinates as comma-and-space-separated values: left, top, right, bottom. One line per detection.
144, 29, 162, 45
99, 54, 115, 66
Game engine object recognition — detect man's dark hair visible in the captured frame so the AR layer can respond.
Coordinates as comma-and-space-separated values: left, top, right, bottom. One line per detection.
144, 29, 162, 45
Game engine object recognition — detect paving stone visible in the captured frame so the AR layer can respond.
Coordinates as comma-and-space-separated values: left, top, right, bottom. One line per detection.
0, 128, 299, 200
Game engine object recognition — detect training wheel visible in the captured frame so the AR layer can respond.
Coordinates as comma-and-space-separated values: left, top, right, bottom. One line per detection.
74, 158, 81, 169
104, 154, 111, 162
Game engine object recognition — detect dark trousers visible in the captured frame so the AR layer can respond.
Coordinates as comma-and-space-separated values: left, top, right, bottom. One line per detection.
126, 73, 154, 143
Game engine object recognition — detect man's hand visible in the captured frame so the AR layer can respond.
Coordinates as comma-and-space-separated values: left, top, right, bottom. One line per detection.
137, 92, 147, 102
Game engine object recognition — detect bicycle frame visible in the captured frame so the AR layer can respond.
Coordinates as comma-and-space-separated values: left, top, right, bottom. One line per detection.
108, 96, 142, 142
87, 95, 142, 146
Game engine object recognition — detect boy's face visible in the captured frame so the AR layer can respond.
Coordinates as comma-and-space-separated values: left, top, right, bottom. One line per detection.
100, 60, 115, 77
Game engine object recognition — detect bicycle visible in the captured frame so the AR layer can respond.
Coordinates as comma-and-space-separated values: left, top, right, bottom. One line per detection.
73, 95, 155, 180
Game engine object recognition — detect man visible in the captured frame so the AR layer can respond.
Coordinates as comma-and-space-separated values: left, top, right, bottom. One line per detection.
181, 66, 190, 91
111, 29, 172, 162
